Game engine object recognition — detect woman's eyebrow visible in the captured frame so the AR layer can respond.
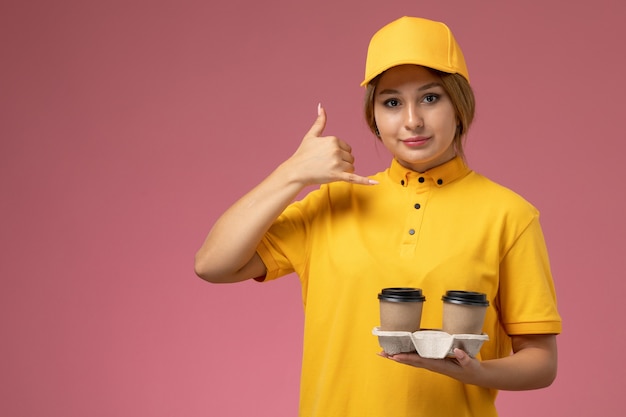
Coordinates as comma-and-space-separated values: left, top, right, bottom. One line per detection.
417, 82, 442, 91
377, 82, 443, 95
377, 88, 400, 95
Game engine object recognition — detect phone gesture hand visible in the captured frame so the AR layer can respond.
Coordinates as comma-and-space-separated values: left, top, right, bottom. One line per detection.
288, 104, 378, 186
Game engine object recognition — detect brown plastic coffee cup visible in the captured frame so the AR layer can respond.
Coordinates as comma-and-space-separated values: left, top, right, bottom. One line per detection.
378, 288, 426, 332
441, 291, 489, 335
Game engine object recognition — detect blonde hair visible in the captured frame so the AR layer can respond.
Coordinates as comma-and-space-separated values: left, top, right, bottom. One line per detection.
363, 68, 475, 160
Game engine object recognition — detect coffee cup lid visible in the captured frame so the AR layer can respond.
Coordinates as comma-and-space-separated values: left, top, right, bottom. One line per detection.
442, 290, 489, 307
378, 287, 426, 302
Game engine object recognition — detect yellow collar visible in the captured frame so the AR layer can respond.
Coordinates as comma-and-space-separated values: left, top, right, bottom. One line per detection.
387, 156, 471, 188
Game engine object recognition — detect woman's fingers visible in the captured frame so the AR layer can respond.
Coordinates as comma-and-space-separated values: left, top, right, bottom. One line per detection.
295, 104, 377, 186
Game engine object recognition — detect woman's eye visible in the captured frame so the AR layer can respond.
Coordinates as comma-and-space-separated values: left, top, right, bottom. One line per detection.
423, 94, 439, 103
384, 99, 400, 107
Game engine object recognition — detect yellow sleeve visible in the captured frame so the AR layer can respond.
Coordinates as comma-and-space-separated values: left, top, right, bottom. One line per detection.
498, 215, 562, 335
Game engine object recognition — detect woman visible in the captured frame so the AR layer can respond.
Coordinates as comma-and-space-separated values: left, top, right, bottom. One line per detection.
195, 16, 561, 417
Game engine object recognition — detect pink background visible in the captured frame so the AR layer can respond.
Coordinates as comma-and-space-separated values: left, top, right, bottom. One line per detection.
2, 0, 625, 416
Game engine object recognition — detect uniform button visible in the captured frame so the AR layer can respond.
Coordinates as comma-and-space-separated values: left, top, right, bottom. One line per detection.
437, 179, 443, 185
408, 229, 415, 235
418, 177, 425, 183
414, 203, 421, 209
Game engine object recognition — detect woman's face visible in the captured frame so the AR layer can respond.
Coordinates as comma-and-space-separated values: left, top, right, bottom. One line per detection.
374, 65, 458, 173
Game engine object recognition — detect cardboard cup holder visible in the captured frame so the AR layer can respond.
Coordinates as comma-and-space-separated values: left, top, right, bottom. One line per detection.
372, 327, 489, 358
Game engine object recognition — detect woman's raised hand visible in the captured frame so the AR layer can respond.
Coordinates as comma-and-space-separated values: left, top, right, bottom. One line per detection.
283, 104, 378, 187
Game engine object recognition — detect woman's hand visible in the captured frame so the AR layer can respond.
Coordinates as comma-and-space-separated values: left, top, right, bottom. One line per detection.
379, 334, 558, 391
379, 348, 481, 385
281, 104, 377, 187
195, 104, 376, 283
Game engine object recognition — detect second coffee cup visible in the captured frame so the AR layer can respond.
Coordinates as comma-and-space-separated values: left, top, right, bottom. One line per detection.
378, 287, 426, 332
441, 290, 489, 335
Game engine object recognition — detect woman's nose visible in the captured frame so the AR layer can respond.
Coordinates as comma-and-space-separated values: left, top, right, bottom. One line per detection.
404, 104, 423, 130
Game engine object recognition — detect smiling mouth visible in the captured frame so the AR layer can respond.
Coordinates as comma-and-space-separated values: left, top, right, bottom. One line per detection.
402, 137, 429, 146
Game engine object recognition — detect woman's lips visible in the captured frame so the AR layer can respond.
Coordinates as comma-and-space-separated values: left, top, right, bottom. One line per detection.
402, 136, 429, 147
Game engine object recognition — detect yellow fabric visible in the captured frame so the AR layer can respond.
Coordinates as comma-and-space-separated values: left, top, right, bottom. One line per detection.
361, 16, 470, 86
257, 156, 562, 417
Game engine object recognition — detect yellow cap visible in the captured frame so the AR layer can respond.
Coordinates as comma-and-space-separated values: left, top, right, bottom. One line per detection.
361, 16, 469, 86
